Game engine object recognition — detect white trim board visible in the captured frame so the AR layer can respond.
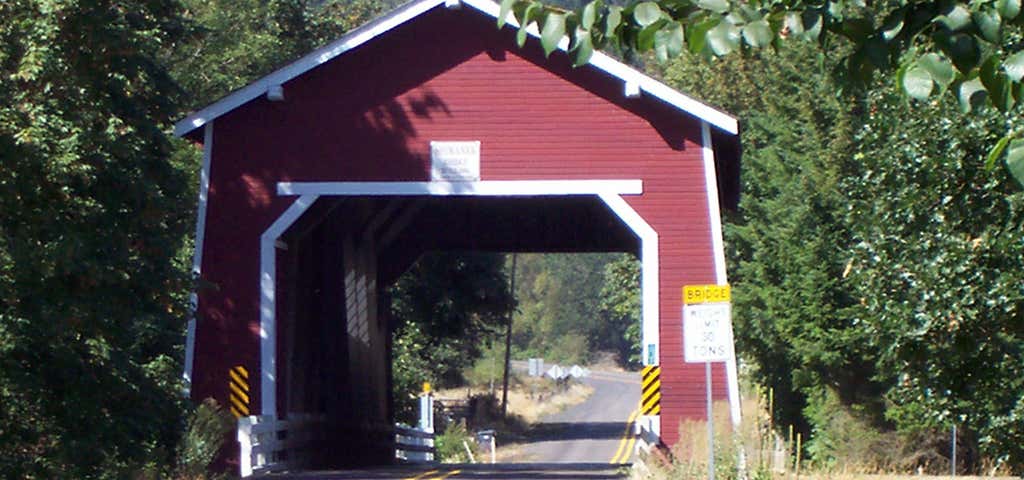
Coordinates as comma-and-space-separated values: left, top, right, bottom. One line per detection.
702, 120, 741, 429
257, 182, 660, 420
184, 122, 215, 391
260, 194, 319, 416
278, 179, 642, 197
598, 192, 659, 370
173, 0, 738, 138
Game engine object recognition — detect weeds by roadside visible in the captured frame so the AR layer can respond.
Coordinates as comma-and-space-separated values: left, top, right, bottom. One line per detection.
632, 385, 1019, 480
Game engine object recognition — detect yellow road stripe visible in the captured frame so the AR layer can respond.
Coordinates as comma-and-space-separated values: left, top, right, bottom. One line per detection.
431, 470, 461, 480
403, 469, 438, 480
610, 408, 640, 464
618, 434, 637, 463
230, 406, 244, 418
232, 366, 249, 379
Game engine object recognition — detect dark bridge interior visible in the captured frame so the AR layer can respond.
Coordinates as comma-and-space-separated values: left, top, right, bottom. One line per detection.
274, 195, 639, 469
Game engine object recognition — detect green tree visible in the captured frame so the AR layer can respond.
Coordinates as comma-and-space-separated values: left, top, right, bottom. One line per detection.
661, 40, 874, 441
845, 86, 1024, 470
661, 34, 1024, 470
509, 253, 627, 365
0, 0, 194, 477
598, 254, 642, 367
171, 0, 392, 110
389, 252, 515, 422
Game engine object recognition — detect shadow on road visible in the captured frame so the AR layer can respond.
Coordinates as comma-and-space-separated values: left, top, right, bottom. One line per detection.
523, 422, 626, 442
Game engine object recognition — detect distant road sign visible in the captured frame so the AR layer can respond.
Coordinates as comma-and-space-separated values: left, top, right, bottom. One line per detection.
546, 365, 568, 380
569, 365, 589, 378
683, 302, 733, 362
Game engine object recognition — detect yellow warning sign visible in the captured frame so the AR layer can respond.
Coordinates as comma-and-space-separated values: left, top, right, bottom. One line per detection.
683, 284, 731, 305
229, 365, 250, 419
640, 365, 661, 415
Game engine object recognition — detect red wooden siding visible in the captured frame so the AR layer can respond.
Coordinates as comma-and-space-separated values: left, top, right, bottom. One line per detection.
193, 5, 730, 449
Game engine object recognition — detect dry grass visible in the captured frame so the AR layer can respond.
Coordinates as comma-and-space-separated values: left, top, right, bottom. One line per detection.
799, 476, 1016, 480
631, 388, 1019, 480
505, 380, 594, 423
435, 378, 594, 425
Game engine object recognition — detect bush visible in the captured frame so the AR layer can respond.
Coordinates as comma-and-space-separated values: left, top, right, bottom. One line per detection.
172, 399, 234, 480
435, 422, 475, 463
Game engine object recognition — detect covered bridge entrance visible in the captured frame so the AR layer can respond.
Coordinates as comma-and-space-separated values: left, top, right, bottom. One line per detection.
175, 0, 741, 474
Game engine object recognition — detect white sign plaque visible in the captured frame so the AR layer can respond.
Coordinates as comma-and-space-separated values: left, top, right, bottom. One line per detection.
430, 141, 480, 181
683, 303, 733, 362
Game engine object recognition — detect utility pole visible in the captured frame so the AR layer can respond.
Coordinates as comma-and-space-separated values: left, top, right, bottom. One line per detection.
501, 253, 517, 415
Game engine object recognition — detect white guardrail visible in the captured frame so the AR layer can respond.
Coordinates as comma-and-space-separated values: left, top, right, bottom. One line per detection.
238, 414, 324, 477
238, 414, 436, 477
395, 424, 435, 463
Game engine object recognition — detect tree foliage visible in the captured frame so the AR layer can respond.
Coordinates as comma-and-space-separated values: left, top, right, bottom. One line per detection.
0, 0, 194, 477
661, 41, 882, 442
509, 253, 639, 367
661, 26, 1023, 470
389, 252, 515, 422
170, 0, 394, 110
0, 0, 395, 477
598, 254, 642, 366
845, 86, 1024, 469
500, 0, 1024, 182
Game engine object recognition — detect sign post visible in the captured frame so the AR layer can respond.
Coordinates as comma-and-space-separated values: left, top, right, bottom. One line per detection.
683, 285, 732, 480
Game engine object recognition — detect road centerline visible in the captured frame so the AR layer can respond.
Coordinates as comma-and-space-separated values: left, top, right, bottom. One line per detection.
404, 469, 439, 480
609, 408, 640, 464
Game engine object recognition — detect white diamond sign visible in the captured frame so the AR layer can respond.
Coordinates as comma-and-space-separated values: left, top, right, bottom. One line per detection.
683, 302, 733, 363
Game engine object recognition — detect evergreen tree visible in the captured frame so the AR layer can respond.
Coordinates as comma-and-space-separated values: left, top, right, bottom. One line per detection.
660, 43, 882, 448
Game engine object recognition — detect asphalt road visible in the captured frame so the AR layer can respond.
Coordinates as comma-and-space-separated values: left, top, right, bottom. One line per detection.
265, 463, 628, 480
261, 368, 640, 479
515, 369, 640, 464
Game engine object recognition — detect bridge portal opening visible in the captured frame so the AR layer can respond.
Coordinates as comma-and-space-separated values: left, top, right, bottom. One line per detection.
272, 193, 649, 469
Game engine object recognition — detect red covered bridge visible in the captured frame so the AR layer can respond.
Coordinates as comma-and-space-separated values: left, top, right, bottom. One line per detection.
175, 0, 741, 473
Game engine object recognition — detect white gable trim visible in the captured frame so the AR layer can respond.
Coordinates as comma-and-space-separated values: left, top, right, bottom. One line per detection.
173, 0, 447, 137
277, 179, 642, 196
462, 0, 738, 134
173, 0, 738, 137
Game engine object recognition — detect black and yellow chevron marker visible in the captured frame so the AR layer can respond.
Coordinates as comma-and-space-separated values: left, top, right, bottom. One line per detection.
228, 365, 250, 418
640, 365, 661, 415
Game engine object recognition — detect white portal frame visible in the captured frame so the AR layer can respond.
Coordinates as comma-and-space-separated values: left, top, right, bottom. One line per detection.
258, 180, 657, 416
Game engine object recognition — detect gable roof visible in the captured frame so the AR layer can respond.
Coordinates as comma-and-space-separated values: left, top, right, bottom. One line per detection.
173, 0, 739, 138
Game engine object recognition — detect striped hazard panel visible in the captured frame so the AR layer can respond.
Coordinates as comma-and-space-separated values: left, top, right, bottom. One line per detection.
229, 365, 250, 418
641, 365, 661, 415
